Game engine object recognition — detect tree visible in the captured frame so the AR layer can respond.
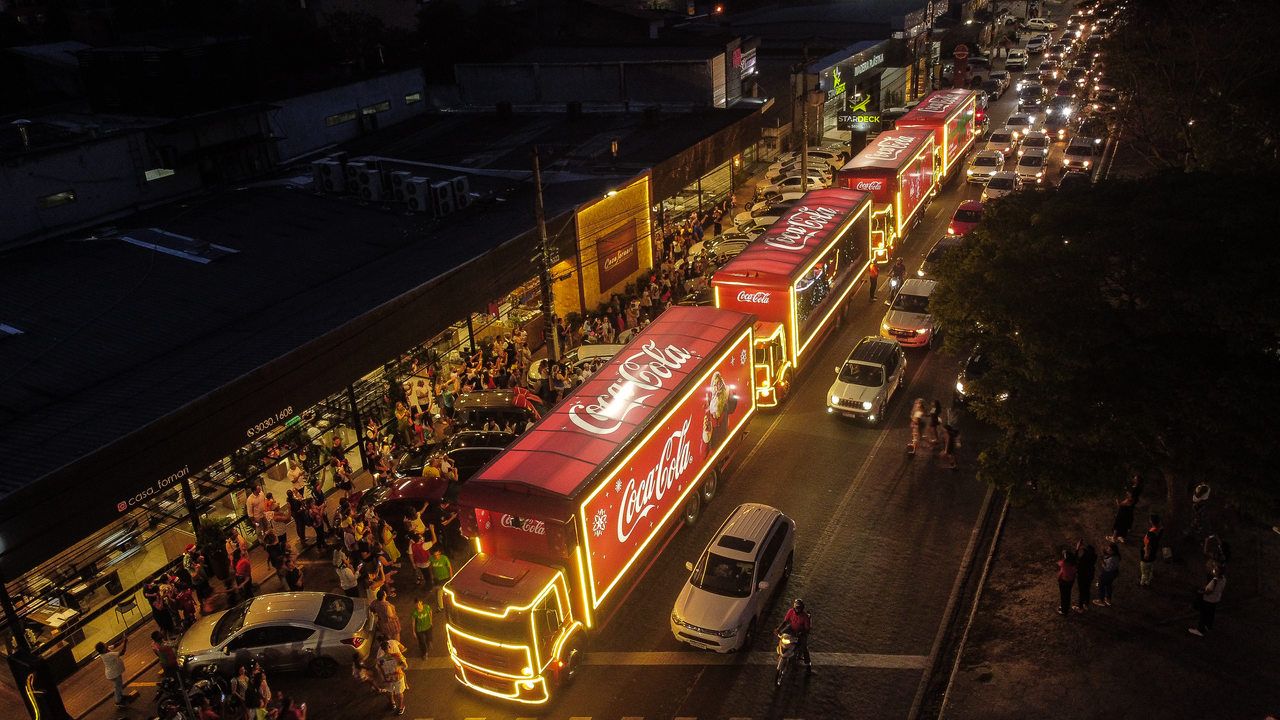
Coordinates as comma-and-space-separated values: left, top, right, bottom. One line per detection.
931, 172, 1280, 535
1102, 0, 1280, 172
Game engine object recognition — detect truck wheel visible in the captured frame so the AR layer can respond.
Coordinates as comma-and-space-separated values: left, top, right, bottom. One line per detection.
682, 492, 702, 526
561, 645, 583, 686
700, 470, 718, 503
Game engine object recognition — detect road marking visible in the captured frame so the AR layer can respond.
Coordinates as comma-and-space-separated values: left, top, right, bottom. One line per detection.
129, 681, 157, 687
568, 716, 593, 720
584, 651, 927, 669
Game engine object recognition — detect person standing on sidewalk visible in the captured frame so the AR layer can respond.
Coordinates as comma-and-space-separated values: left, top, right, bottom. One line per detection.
370, 589, 402, 645
411, 597, 434, 659
1139, 514, 1163, 587
1056, 549, 1077, 616
1189, 566, 1226, 637
868, 262, 879, 302
1110, 490, 1136, 543
336, 557, 360, 598
409, 532, 435, 587
1074, 539, 1097, 612
375, 638, 409, 716
96, 635, 138, 706
1093, 542, 1120, 607
151, 631, 179, 677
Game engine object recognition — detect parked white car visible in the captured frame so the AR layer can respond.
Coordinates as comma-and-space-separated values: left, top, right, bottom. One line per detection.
1024, 17, 1058, 31
757, 173, 831, 196
671, 503, 796, 652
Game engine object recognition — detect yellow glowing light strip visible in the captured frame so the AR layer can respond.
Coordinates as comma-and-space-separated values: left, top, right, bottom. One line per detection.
446, 624, 535, 679
526, 577, 574, 672
797, 210, 874, 359
573, 545, 593, 628
579, 328, 757, 610
455, 664, 548, 705
893, 138, 936, 239
473, 535, 482, 555
445, 566, 566, 636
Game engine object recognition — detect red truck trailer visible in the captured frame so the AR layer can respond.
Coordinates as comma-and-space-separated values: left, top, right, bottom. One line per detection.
710, 188, 873, 407
895, 88, 980, 181
444, 306, 757, 704
836, 128, 936, 262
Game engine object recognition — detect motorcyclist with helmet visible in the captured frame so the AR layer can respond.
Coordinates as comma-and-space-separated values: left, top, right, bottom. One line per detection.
775, 598, 814, 674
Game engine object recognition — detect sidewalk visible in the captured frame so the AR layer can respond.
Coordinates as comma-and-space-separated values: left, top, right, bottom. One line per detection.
942, 479, 1280, 719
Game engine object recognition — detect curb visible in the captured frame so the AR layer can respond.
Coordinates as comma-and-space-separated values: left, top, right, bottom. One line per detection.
936, 494, 1011, 719
907, 482, 996, 720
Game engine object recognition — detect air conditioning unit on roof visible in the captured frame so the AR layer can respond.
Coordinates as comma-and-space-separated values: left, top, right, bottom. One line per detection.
344, 161, 368, 191
406, 177, 432, 212
389, 171, 414, 202
311, 159, 344, 193
359, 168, 384, 201
450, 176, 472, 208
430, 181, 455, 218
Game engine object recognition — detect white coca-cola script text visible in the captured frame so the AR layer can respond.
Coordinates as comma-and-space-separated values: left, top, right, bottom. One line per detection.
568, 342, 696, 434
500, 514, 547, 535
736, 291, 771, 304
763, 205, 840, 252
616, 418, 694, 543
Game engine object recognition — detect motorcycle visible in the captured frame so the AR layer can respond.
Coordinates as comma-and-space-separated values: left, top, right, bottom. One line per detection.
884, 274, 903, 306
774, 630, 798, 687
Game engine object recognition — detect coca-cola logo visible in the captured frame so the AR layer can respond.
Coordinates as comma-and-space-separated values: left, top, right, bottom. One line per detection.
500, 514, 546, 535
916, 91, 964, 115
854, 180, 884, 192
866, 134, 918, 162
616, 418, 694, 543
736, 291, 771, 304
568, 342, 696, 435
763, 205, 840, 252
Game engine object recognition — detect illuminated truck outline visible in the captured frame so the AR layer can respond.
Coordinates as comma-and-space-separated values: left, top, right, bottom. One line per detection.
836, 129, 937, 263
444, 306, 757, 703
710, 188, 874, 407
895, 88, 980, 181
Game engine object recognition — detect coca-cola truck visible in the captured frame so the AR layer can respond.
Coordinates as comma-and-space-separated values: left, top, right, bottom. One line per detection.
710, 188, 873, 407
836, 129, 937, 263
444, 306, 756, 703
895, 88, 980, 181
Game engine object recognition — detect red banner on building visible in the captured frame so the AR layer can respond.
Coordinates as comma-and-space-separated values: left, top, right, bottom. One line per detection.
597, 221, 639, 293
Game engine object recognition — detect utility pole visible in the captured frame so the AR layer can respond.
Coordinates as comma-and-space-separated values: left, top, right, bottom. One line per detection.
800, 45, 810, 193
532, 146, 561, 363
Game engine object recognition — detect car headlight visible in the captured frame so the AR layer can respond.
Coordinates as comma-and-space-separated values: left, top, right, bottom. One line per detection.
955, 380, 966, 395
1035, 171, 1043, 177
967, 169, 974, 175
1083, 160, 1091, 168
671, 611, 686, 627
881, 322, 890, 332
717, 626, 740, 638
831, 394, 841, 405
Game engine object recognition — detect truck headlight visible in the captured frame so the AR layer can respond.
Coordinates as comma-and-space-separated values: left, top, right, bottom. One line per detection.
522, 665, 533, 677
862, 401, 873, 411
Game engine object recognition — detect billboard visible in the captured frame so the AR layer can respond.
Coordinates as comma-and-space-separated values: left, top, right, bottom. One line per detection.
578, 329, 754, 607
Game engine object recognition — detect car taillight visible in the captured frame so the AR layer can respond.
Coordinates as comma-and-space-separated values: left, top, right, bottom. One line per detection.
341, 636, 365, 649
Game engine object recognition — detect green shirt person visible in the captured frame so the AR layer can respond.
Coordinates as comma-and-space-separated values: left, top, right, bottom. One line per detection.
429, 548, 453, 611
410, 598, 433, 659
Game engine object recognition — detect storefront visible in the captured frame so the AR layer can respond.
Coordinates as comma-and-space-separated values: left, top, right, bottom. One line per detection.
812, 40, 892, 144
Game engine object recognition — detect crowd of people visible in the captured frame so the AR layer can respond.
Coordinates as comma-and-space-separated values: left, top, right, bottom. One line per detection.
1055, 475, 1231, 637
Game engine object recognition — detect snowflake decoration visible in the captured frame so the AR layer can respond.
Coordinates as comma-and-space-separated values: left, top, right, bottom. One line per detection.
592, 508, 608, 538
614, 478, 623, 493
739, 349, 747, 366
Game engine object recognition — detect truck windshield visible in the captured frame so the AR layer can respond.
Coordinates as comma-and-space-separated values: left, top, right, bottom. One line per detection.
447, 604, 531, 646
690, 552, 755, 598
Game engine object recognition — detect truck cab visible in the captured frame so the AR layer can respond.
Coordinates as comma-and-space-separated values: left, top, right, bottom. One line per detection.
444, 554, 585, 704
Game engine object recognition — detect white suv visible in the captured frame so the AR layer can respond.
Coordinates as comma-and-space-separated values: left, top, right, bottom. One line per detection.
1015, 147, 1050, 184
671, 503, 796, 652
881, 278, 939, 349
827, 336, 907, 422
1006, 49, 1029, 71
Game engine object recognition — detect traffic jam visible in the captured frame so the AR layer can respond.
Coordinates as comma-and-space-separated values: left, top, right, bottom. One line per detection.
438, 4, 1123, 705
